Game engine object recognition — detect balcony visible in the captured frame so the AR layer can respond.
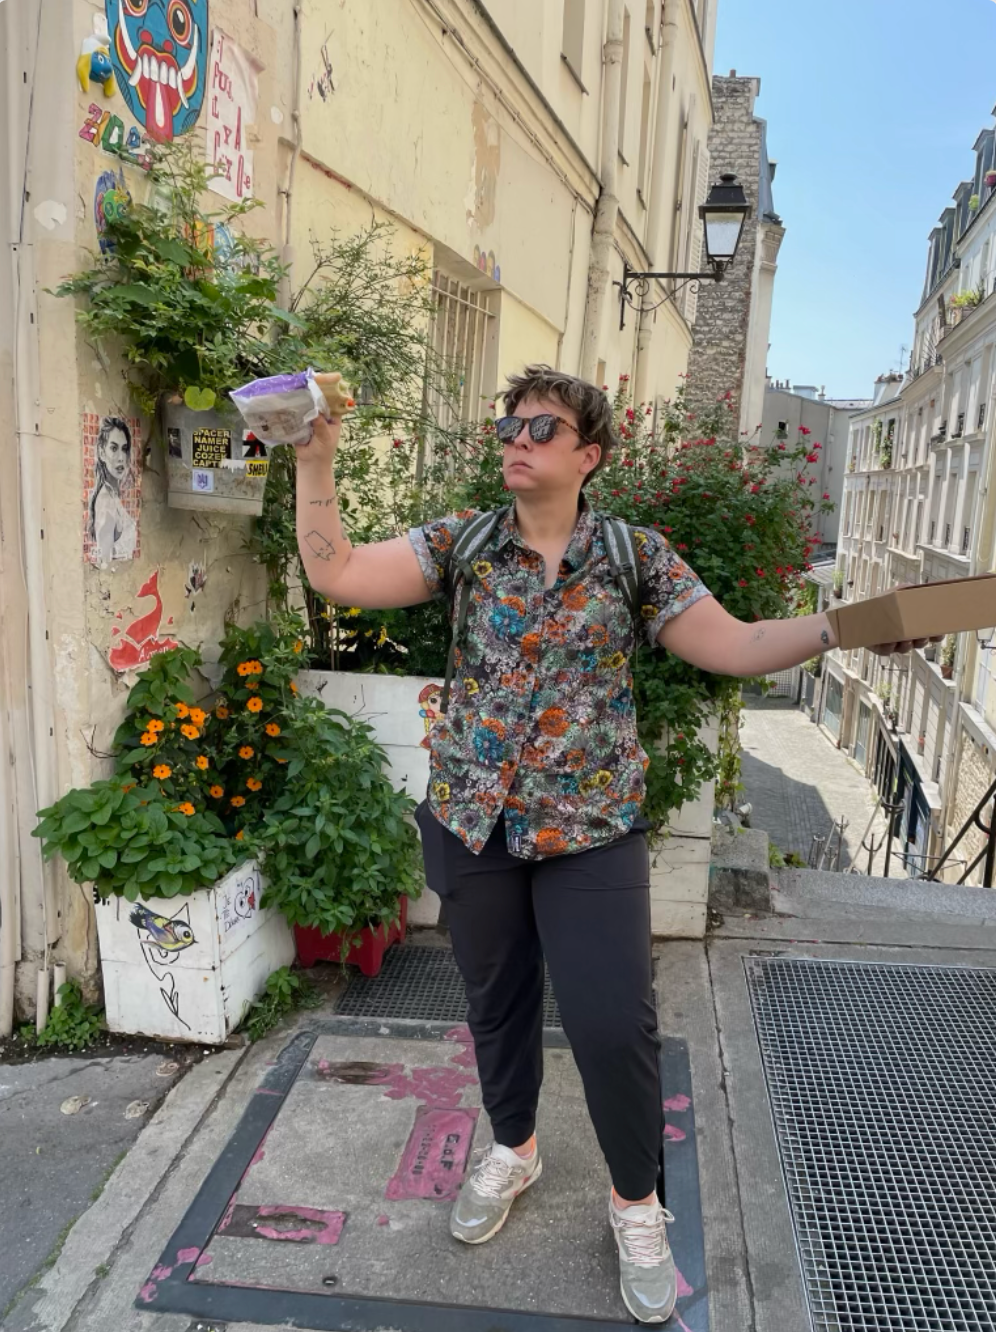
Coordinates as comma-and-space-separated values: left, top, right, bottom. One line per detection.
930, 421, 948, 447
953, 412, 966, 439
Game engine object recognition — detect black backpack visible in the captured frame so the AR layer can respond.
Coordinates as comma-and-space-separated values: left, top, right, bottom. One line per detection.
439, 507, 647, 714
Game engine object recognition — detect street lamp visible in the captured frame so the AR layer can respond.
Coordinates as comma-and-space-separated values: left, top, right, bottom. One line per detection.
616, 172, 750, 330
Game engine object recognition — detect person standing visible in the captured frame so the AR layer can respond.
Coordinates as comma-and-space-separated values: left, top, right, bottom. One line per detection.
294, 364, 931, 1324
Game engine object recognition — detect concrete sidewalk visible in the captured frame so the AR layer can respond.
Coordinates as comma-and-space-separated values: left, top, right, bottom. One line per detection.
9, 870, 996, 1332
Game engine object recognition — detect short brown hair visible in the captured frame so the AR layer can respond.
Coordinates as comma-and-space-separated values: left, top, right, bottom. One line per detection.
501, 364, 618, 487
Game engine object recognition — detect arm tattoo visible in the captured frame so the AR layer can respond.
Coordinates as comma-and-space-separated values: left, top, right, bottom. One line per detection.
304, 530, 336, 560
821, 629, 829, 647
308, 497, 336, 507
750, 626, 765, 643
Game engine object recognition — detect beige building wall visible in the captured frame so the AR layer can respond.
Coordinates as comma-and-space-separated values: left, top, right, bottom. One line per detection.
2, 0, 725, 1018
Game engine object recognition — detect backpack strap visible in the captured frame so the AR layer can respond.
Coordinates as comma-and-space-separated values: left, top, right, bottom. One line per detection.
440, 508, 506, 714
601, 515, 645, 622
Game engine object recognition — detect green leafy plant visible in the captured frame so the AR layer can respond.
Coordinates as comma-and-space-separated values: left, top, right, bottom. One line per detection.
53, 142, 296, 414
941, 634, 958, 668
969, 194, 980, 211
951, 287, 985, 311
36, 982, 104, 1052
242, 966, 323, 1042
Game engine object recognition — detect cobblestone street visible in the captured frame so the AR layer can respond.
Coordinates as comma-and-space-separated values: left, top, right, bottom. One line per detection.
739, 696, 907, 877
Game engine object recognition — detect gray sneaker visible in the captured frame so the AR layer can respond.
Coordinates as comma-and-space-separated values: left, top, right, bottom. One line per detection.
609, 1195, 677, 1324
450, 1141, 543, 1244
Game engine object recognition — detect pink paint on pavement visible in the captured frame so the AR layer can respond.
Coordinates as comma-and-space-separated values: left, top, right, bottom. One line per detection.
247, 1127, 270, 1171
137, 1282, 158, 1303
385, 1105, 479, 1201
254, 1087, 283, 1096
150, 1264, 172, 1280
217, 1192, 237, 1234
195, 1252, 213, 1268
379, 1064, 478, 1107
376, 1214, 391, 1226
663, 1093, 691, 1113
443, 1024, 478, 1068
253, 1205, 346, 1245
664, 1122, 687, 1143
176, 1247, 200, 1265
675, 1265, 694, 1298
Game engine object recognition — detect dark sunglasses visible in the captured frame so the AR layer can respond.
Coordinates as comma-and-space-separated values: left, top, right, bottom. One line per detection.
495, 413, 593, 446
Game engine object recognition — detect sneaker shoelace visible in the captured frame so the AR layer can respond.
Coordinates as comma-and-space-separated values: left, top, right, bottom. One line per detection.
470, 1147, 523, 1200
611, 1205, 676, 1267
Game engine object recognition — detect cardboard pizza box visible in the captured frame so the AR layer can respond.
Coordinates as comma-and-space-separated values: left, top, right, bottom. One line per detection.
824, 573, 996, 650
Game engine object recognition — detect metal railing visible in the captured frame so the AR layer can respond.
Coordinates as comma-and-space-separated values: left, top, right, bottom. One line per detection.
922, 775, 996, 886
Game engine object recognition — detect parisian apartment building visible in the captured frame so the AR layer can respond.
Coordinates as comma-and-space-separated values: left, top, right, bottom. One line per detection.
815, 110, 996, 883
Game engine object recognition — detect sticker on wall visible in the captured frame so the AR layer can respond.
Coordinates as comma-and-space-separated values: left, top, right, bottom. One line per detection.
130, 901, 196, 1030
79, 103, 152, 170
205, 30, 258, 201
83, 413, 142, 568
105, 0, 209, 143
190, 425, 231, 469
192, 468, 215, 493
242, 430, 266, 459
94, 168, 131, 253
472, 245, 501, 284
108, 570, 180, 672
418, 683, 445, 750
185, 562, 207, 598
167, 426, 183, 459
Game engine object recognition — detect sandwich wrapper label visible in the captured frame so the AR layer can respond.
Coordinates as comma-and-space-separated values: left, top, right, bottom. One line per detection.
825, 573, 996, 650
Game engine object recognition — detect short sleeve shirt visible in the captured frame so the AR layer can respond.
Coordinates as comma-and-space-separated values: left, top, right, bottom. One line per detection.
407, 497, 712, 860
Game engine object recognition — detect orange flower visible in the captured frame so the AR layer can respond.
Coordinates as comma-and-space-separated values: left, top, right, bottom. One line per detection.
481, 717, 506, 739
562, 585, 589, 612
293, 639, 303, 653
140, 731, 156, 746
565, 749, 585, 771
246, 696, 263, 713
235, 829, 245, 841
152, 764, 172, 780
265, 722, 280, 737
521, 633, 541, 665
215, 705, 230, 719
236, 661, 253, 677
289, 681, 298, 695
189, 707, 207, 726
181, 723, 200, 740
173, 701, 190, 719
230, 795, 246, 808
147, 718, 165, 734
175, 802, 196, 816
239, 745, 254, 759
121, 783, 136, 794
276, 757, 288, 764
195, 756, 209, 771
246, 777, 262, 792
209, 784, 224, 798
537, 707, 569, 738
587, 624, 609, 648
536, 827, 569, 856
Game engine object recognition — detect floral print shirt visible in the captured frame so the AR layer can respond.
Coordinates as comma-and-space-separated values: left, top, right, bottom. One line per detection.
407, 497, 712, 860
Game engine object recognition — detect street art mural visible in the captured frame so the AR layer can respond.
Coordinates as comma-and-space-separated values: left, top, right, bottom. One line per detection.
130, 901, 196, 1030
77, 31, 117, 96
83, 414, 141, 568
108, 570, 180, 672
94, 168, 131, 253
205, 31, 258, 201
218, 868, 258, 936
105, 0, 209, 143
418, 683, 445, 750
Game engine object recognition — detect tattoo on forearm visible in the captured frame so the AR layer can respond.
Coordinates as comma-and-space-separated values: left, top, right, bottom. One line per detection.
308, 497, 336, 507
750, 626, 765, 643
821, 630, 829, 646
304, 530, 336, 560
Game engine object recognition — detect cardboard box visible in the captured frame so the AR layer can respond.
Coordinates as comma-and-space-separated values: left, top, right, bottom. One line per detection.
824, 573, 996, 650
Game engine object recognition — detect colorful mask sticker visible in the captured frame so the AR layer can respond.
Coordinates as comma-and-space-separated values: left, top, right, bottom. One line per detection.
105, 0, 209, 143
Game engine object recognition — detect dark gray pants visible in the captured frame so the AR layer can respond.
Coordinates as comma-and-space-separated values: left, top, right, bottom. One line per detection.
418, 806, 664, 1203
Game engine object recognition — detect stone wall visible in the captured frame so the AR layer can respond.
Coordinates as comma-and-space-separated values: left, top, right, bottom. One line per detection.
946, 727, 996, 883
686, 76, 764, 424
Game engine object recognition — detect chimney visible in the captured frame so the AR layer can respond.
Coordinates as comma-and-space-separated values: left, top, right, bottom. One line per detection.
729, 69, 736, 77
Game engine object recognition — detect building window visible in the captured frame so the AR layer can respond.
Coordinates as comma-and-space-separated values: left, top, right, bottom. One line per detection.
637, 67, 652, 201
562, 0, 585, 81
824, 674, 844, 739
618, 8, 632, 160
426, 270, 499, 438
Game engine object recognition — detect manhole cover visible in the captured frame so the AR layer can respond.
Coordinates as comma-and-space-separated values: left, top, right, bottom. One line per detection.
746, 957, 996, 1330
336, 945, 562, 1029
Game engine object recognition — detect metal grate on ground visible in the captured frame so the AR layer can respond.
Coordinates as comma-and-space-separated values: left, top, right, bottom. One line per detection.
745, 957, 996, 1331
336, 945, 563, 1029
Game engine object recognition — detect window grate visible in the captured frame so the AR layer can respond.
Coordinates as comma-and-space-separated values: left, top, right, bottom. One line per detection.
336, 945, 563, 1029
746, 957, 996, 1331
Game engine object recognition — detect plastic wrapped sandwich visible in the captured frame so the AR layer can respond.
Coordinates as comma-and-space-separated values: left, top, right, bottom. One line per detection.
230, 369, 354, 447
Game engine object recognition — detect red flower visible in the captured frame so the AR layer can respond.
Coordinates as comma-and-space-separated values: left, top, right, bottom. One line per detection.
806, 452, 819, 463
777, 443, 786, 450
663, 526, 673, 534
750, 484, 760, 493
756, 568, 765, 577
738, 578, 748, 586
799, 426, 811, 436
822, 492, 830, 500
677, 542, 688, 551
745, 514, 756, 526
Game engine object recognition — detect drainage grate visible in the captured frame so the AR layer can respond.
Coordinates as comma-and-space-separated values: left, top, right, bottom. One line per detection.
745, 957, 996, 1331
336, 945, 563, 1029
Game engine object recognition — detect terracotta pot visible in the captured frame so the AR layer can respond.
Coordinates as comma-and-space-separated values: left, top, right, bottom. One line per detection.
833, 587, 843, 599
941, 663, 954, 680
295, 896, 408, 977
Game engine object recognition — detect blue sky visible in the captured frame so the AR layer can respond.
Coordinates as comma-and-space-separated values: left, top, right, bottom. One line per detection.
714, 0, 996, 399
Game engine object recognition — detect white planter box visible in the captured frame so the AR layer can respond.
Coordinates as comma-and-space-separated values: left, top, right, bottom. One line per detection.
96, 860, 295, 1044
300, 672, 721, 939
